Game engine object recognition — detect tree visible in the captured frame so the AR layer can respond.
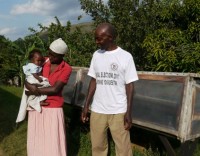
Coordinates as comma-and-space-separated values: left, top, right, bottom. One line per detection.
80, 0, 200, 72
79, 0, 160, 69
0, 35, 14, 84
142, 0, 200, 72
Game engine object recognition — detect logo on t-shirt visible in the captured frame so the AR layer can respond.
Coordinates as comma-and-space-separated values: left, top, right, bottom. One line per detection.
111, 63, 118, 71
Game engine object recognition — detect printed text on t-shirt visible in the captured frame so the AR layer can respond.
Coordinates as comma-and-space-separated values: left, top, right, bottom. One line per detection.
95, 72, 119, 86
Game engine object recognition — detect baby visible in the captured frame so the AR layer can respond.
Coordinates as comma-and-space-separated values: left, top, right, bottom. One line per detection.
16, 49, 50, 123
23, 49, 50, 110
23, 49, 45, 84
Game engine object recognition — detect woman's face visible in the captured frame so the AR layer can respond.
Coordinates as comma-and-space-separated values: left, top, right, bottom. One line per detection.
48, 50, 64, 64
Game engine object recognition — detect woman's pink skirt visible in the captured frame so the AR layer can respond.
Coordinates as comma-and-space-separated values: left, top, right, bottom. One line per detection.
27, 107, 67, 156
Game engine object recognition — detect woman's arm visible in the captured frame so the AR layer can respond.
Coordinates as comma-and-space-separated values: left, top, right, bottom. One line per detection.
25, 80, 65, 96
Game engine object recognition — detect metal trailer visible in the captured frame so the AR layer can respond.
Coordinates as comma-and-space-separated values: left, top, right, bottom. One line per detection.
62, 67, 200, 156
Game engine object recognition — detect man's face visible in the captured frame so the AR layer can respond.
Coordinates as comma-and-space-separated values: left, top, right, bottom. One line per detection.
95, 29, 111, 50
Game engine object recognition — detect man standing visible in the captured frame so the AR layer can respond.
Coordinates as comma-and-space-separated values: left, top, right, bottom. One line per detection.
81, 23, 138, 156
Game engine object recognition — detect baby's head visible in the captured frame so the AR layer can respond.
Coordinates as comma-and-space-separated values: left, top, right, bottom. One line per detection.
28, 49, 44, 66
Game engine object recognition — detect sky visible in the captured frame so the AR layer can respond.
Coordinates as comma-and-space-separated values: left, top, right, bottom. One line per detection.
0, 0, 92, 41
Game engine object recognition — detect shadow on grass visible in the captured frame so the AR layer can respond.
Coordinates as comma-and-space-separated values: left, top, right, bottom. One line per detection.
0, 86, 28, 155
63, 104, 83, 156
0, 86, 23, 142
130, 126, 185, 156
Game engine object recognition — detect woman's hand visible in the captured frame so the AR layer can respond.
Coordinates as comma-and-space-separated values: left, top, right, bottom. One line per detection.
25, 81, 40, 96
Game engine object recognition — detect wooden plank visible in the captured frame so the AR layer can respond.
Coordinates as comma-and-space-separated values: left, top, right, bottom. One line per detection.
159, 135, 176, 156
138, 74, 186, 82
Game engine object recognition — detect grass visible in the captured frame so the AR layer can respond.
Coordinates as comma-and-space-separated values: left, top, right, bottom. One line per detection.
1, 85, 200, 156
0, 86, 27, 156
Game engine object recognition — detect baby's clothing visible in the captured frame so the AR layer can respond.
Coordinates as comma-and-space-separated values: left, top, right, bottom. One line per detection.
23, 63, 42, 76
25, 75, 50, 112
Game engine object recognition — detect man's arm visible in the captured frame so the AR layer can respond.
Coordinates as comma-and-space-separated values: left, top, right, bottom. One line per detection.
81, 78, 96, 123
124, 82, 134, 130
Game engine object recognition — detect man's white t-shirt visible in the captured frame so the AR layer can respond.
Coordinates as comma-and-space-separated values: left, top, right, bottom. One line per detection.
88, 47, 138, 114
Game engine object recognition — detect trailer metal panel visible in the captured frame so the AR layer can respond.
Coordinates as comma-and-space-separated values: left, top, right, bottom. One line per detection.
62, 67, 200, 143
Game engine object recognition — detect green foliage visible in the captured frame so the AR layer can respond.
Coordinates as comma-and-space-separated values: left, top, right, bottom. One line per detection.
142, 0, 200, 72
80, 0, 200, 72
1, 0, 200, 84
143, 28, 185, 71
64, 28, 96, 67
80, 0, 111, 24
80, 0, 163, 69
0, 36, 16, 83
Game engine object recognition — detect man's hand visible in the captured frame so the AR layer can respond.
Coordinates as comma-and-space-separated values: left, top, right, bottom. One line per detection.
81, 106, 89, 123
124, 112, 132, 130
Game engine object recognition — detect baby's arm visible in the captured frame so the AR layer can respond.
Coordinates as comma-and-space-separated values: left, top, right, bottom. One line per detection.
32, 73, 43, 83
